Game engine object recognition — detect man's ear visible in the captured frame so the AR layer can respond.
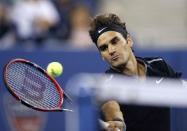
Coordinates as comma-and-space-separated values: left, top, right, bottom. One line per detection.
127, 34, 133, 47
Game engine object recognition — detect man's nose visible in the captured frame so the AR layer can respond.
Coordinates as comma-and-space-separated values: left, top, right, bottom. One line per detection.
108, 44, 115, 54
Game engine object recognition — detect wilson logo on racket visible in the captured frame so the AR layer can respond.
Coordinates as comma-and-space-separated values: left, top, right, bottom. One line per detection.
3, 58, 73, 112
21, 69, 46, 101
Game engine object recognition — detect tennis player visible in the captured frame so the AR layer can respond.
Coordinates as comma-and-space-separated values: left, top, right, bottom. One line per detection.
89, 13, 181, 131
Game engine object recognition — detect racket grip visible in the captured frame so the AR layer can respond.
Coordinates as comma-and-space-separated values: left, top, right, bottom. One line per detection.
99, 119, 121, 131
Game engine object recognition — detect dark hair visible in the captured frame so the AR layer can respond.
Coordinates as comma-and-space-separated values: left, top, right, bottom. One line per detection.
89, 13, 128, 46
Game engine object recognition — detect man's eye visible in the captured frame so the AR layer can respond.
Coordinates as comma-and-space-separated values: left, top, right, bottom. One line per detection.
112, 38, 119, 45
100, 45, 107, 51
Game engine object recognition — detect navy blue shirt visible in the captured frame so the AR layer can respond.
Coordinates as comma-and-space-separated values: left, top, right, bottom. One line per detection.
104, 57, 181, 131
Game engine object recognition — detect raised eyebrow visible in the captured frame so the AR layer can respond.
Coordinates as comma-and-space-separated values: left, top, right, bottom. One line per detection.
98, 36, 118, 48
110, 36, 119, 43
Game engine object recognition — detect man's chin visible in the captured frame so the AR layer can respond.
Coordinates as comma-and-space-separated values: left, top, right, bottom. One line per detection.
111, 62, 119, 68
112, 63, 126, 69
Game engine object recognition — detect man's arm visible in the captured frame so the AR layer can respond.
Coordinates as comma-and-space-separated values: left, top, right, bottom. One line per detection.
101, 100, 124, 121
101, 100, 126, 131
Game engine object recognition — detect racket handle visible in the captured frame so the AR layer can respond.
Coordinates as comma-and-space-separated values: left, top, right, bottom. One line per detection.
99, 119, 121, 131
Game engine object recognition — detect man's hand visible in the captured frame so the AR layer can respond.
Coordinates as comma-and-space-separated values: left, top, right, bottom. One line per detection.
106, 120, 126, 131
101, 100, 124, 121
99, 119, 126, 131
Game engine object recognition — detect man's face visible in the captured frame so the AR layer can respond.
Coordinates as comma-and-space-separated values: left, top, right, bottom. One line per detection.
97, 31, 133, 68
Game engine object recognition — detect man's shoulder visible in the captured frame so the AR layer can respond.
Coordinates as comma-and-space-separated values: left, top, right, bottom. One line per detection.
105, 57, 166, 74
137, 57, 167, 71
143, 57, 167, 68
139, 57, 165, 64
142, 57, 168, 68
141, 57, 181, 78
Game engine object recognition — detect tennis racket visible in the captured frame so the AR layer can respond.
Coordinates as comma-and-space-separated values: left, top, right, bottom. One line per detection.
3, 58, 73, 112
3, 58, 121, 130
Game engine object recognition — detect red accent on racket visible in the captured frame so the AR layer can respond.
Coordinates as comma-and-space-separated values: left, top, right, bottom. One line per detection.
3, 58, 72, 112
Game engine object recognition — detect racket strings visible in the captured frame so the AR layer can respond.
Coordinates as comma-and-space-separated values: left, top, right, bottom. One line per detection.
6, 62, 62, 109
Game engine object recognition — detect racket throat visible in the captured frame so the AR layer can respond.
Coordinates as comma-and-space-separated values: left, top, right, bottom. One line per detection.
60, 108, 74, 112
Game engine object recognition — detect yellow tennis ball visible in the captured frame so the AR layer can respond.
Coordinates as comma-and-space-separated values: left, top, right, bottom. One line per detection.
46, 62, 63, 77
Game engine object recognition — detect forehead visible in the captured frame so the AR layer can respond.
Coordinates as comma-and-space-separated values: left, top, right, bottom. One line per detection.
97, 31, 123, 46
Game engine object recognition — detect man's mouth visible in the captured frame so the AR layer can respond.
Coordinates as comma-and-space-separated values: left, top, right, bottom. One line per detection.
111, 55, 119, 60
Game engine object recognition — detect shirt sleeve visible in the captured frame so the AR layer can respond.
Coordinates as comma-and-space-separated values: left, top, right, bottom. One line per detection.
161, 59, 182, 78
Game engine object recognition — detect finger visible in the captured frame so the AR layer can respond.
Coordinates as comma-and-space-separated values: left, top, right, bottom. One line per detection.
116, 128, 120, 131
99, 119, 109, 129
107, 127, 121, 131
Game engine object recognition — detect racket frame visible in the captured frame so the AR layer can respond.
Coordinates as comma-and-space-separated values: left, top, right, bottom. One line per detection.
3, 58, 65, 112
